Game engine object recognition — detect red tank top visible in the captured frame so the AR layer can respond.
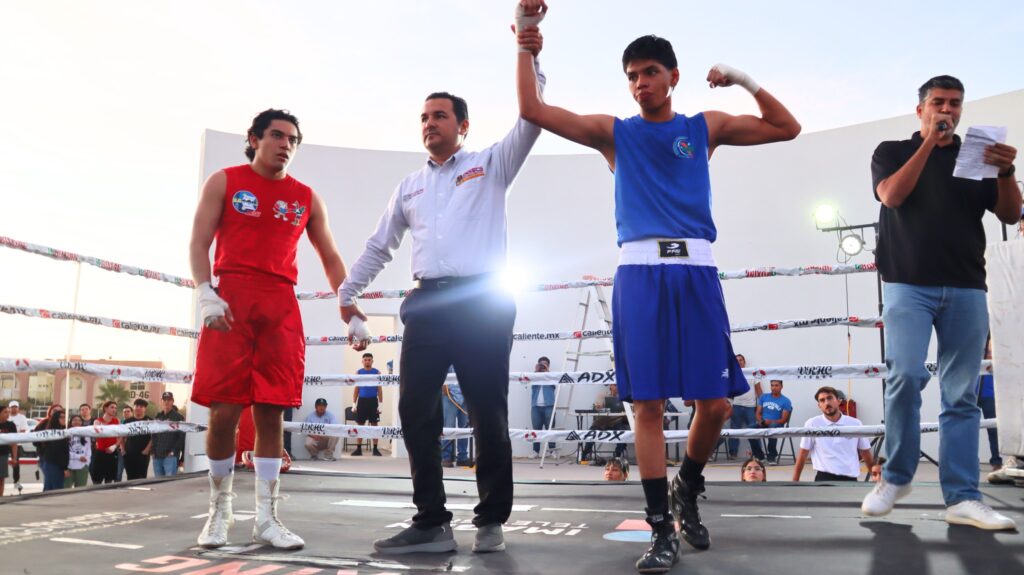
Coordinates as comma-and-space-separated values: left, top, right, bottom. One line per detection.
213, 164, 313, 284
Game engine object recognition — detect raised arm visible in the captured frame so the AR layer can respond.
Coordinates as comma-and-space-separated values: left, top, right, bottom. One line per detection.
703, 64, 801, 156
515, 4, 616, 166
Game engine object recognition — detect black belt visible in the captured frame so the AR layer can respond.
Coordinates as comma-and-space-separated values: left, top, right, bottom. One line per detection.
413, 273, 494, 290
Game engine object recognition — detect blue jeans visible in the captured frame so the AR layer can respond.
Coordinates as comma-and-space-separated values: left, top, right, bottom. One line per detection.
40, 461, 65, 491
977, 396, 1002, 466
442, 398, 469, 462
152, 455, 179, 476
531, 404, 556, 453
728, 405, 765, 459
881, 283, 988, 506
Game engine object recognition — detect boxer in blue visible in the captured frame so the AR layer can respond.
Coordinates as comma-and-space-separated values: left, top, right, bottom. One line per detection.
512, 2, 801, 572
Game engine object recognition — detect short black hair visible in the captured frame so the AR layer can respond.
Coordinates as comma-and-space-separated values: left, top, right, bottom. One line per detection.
79, 403, 91, 409
538, 356, 550, 364
245, 109, 302, 161
918, 75, 964, 103
770, 379, 783, 385
425, 92, 469, 124
362, 352, 373, 359
622, 35, 677, 73
815, 386, 839, 401
134, 398, 149, 408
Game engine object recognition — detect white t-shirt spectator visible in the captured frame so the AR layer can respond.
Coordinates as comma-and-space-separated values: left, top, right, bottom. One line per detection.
799, 414, 871, 478
10, 413, 28, 433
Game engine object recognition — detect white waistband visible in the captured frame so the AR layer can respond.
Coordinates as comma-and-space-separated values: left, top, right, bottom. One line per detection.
618, 238, 715, 267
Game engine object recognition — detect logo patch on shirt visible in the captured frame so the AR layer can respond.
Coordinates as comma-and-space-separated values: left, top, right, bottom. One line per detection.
672, 136, 694, 159
658, 240, 689, 258
456, 166, 485, 186
273, 200, 307, 226
403, 188, 425, 201
231, 190, 260, 216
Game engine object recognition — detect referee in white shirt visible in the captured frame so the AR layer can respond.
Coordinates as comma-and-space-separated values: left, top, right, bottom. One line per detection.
338, 37, 546, 555
792, 386, 875, 482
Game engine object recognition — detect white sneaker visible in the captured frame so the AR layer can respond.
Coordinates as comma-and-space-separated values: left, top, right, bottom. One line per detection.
989, 456, 1024, 483
197, 473, 235, 548
528, 452, 540, 459
946, 500, 1017, 530
861, 478, 912, 516
546, 449, 559, 459
322, 452, 337, 462
253, 479, 304, 549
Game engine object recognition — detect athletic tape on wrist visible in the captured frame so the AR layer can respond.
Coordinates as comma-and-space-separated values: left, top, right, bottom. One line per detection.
713, 63, 760, 95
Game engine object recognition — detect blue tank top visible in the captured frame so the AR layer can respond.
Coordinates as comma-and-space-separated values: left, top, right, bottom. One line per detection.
357, 368, 380, 397
613, 113, 715, 245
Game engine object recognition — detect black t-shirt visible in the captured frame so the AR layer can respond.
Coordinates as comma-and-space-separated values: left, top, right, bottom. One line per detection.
872, 132, 998, 290
0, 420, 15, 456
124, 416, 152, 455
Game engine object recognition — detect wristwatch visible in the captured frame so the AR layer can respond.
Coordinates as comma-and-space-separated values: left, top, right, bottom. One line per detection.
998, 164, 1016, 178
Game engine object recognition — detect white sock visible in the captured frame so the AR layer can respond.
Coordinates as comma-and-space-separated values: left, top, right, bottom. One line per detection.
208, 456, 234, 479
253, 457, 282, 482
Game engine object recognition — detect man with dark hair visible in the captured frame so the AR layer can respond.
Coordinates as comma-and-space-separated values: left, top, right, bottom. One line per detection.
529, 356, 557, 458
189, 108, 350, 549
756, 380, 792, 463
792, 387, 874, 482
151, 391, 186, 476
92, 400, 120, 484
352, 352, 383, 456
862, 75, 1020, 530
728, 353, 764, 460
516, 5, 800, 569
338, 15, 546, 555
79, 403, 94, 425
121, 398, 153, 480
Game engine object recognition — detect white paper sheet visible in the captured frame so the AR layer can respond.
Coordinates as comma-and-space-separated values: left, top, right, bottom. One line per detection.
953, 125, 1008, 180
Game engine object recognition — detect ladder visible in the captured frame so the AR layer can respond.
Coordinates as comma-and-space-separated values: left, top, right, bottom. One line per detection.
539, 280, 619, 467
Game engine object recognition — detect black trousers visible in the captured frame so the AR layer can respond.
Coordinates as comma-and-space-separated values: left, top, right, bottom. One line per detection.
92, 450, 118, 484
124, 453, 150, 480
399, 285, 516, 528
814, 470, 858, 482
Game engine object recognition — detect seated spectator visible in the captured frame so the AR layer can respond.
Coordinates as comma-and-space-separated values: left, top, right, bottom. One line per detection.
581, 384, 629, 465
870, 456, 886, 483
34, 409, 68, 491
352, 352, 383, 457
604, 457, 630, 481
65, 414, 91, 488
304, 398, 339, 461
756, 380, 792, 463
740, 457, 767, 482
151, 391, 185, 476
792, 386, 874, 482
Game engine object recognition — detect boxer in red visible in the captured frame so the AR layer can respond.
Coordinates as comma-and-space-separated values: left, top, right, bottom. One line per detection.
189, 109, 348, 549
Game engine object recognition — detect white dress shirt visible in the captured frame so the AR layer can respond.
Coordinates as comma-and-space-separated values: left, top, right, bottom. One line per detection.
339, 63, 546, 306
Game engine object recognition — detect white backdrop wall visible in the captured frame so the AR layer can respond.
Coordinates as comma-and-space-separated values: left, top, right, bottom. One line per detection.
196, 89, 1024, 462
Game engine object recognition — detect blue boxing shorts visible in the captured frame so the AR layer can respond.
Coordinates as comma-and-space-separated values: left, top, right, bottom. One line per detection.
611, 238, 749, 402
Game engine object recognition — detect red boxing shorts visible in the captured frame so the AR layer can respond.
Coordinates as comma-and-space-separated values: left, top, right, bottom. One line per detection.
192, 274, 305, 408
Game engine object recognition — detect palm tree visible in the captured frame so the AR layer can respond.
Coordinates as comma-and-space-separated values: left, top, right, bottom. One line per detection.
94, 380, 131, 410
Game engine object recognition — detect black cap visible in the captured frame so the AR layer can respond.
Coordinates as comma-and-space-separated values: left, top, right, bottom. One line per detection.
315, 398, 328, 406
161, 391, 174, 400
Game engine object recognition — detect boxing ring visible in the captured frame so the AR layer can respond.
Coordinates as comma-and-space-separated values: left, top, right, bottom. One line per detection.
2, 236, 1022, 575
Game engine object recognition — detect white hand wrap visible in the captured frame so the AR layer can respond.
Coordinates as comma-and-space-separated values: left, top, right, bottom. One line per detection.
713, 63, 760, 95
197, 282, 229, 327
347, 315, 372, 344
515, 3, 545, 53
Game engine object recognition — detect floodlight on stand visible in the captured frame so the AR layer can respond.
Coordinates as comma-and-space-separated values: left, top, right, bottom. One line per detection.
813, 204, 838, 229
840, 234, 864, 256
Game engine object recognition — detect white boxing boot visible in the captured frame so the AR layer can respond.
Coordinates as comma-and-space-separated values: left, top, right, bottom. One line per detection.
252, 478, 304, 549
197, 473, 235, 548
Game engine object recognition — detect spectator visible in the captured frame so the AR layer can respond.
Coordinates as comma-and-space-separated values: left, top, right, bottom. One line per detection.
79, 403, 94, 425
303, 398, 338, 461
115, 405, 133, 481
151, 391, 186, 476
442, 382, 471, 468
65, 414, 91, 488
740, 458, 767, 482
792, 386, 875, 482
34, 409, 68, 491
122, 399, 153, 480
756, 380, 792, 463
0, 404, 17, 496
727, 354, 765, 461
529, 356, 557, 458
976, 337, 1001, 471
604, 457, 630, 481
7, 400, 27, 492
581, 384, 629, 465
352, 352, 383, 457
870, 456, 886, 483
92, 400, 120, 484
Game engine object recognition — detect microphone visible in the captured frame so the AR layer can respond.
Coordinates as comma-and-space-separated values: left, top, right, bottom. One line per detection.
937, 121, 949, 131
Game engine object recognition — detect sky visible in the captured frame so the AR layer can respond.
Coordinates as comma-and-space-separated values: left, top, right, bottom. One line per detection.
1, 0, 1022, 371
